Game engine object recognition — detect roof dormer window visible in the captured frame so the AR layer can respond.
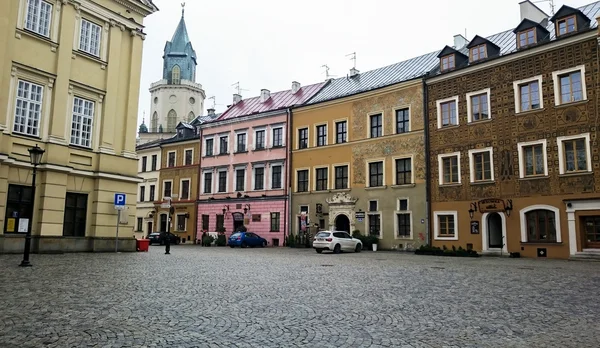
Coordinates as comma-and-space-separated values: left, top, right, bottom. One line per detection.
441, 54, 455, 71
557, 15, 576, 36
470, 44, 487, 62
517, 28, 536, 48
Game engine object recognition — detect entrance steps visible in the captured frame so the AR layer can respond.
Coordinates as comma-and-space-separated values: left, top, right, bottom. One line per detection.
570, 249, 600, 262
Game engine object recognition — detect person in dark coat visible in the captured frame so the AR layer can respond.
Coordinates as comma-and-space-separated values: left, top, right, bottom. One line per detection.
164, 231, 171, 254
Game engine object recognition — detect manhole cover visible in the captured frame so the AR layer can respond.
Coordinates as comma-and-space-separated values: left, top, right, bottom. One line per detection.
321, 265, 334, 267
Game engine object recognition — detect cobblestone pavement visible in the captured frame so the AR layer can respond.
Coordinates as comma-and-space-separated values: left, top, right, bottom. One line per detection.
1, 246, 600, 348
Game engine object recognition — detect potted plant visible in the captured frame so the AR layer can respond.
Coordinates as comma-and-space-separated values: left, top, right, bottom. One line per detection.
368, 235, 379, 251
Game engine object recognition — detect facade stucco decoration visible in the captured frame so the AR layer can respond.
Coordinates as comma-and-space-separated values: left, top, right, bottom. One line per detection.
326, 192, 358, 232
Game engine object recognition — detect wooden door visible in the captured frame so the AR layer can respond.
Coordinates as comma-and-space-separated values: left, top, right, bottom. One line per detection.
583, 216, 600, 249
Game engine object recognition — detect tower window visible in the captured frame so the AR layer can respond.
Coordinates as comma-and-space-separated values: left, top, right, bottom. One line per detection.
172, 65, 181, 84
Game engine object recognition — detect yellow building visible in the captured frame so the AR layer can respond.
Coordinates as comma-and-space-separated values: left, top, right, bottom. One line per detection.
291, 56, 438, 250
0, 0, 157, 253
154, 124, 200, 244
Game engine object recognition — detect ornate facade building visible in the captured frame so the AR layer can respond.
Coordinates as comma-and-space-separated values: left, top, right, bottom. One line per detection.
138, 6, 205, 145
426, 1, 600, 259
0, 0, 157, 253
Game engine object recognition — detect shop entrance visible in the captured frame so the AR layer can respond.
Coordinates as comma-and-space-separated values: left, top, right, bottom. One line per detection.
582, 216, 600, 249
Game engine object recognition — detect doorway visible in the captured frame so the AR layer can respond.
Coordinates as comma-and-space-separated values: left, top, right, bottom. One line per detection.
159, 214, 167, 232
147, 221, 153, 236
335, 214, 350, 233
582, 216, 600, 249
232, 212, 244, 232
487, 213, 503, 249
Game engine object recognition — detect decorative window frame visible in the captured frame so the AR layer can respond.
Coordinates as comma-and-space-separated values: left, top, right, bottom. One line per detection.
365, 158, 386, 188
333, 118, 349, 144
295, 167, 310, 193
468, 147, 494, 183
296, 126, 309, 150
216, 168, 228, 193
556, 15, 578, 37
138, 184, 145, 202
392, 155, 414, 186
270, 124, 285, 148
268, 161, 284, 190
436, 96, 460, 129
367, 111, 385, 138
437, 152, 462, 185
366, 209, 383, 239
393, 106, 411, 134
517, 139, 548, 178
183, 148, 194, 166
175, 213, 187, 232
314, 123, 328, 147
394, 198, 413, 240
519, 205, 562, 243
253, 126, 266, 150
251, 163, 266, 191
166, 150, 176, 167
16, 0, 61, 43
433, 211, 459, 241
551, 65, 587, 106
179, 178, 191, 200
74, 12, 109, 62
314, 165, 330, 191
203, 136, 214, 156
162, 180, 173, 199
332, 162, 350, 190
201, 169, 213, 194
466, 88, 491, 123
234, 130, 247, 153
6, 65, 55, 141
218, 133, 230, 155
513, 75, 544, 113
556, 133, 592, 175
233, 165, 246, 192
67, 84, 104, 150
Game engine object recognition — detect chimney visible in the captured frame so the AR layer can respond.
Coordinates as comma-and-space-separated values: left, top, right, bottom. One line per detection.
519, 0, 549, 25
260, 89, 271, 102
233, 94, 242, 105
291, 81, 301, 94
349, 67, 360, 77
453, 34, 469, 49
207, 108, 215, 116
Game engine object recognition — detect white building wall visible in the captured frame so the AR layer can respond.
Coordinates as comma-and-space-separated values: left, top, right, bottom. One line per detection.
149, 79, 205, 132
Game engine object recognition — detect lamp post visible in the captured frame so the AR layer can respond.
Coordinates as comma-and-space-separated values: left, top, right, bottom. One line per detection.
20, 144, 45, 267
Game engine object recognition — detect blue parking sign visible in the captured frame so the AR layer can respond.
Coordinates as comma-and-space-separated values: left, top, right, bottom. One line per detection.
114, 193, 126, 208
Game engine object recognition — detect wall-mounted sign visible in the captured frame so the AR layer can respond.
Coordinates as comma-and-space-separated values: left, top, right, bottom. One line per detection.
316, 204, 323, 214
355, 212, 365, 219
478, 199, 506, 214
470, 220, 480, 234
18, 218, 29, 233
6, 218, 15, 233
232, 212, 244, 222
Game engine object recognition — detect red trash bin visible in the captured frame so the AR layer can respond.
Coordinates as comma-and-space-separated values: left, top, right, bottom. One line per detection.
137, 239, 150, 252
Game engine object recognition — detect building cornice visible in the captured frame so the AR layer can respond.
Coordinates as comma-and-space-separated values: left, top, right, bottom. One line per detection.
69, 0, 149, 32
427, 30, 597, 84
199, 109, 287, 131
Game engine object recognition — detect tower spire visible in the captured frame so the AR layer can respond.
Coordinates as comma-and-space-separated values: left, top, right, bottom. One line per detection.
181, 2, 185, 17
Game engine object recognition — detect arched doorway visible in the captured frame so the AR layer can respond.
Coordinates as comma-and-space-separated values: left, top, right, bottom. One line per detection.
159, 214, 167, 232
335, 214, 350, 232
487, 213, 503, 249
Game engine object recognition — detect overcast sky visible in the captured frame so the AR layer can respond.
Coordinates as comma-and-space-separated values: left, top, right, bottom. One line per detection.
136, 0, 590, 126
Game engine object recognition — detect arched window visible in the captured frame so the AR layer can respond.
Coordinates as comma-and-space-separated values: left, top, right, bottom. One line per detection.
167, 109, 177, 132
151, 112, 158, 132
188, 111, 195, 122
520, 205, 561, 243
172, 65, 181, 84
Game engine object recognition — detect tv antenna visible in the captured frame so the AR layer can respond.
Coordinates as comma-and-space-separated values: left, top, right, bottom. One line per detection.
346, 52, 356, 69
321, 64, 336, 80
231, 81, 249, 95
533, 0, 555, 15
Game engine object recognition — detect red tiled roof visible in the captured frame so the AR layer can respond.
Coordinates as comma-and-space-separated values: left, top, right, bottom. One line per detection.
217, 82, 327, 120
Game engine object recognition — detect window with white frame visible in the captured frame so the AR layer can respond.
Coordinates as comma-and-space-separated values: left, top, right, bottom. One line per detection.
466, 89, 490, 122
271, 165, 282, 189
167, 151, 176, 167
335, 121, 347, 144
436, 96, 459, 128
334, 165, 348, 190
395, 158, 412, 185
14, 79, 43, 136
25, 0, 53, 37
367, 200, 381, 237
217, 170, 227, 193
184, 149, 193, 166
139, 186, 145, 202
180, 179, 190, 200
255, 129, 265, 150
235, 168, 246, 192
469, 148, 494, 183
396, 199, 411, 238
253, 166, 265, 190
316, 124, 327, 146
370, 114, 383, 138
552, 66, 586, 106
79, 19, 102, 57
204, 138, 214, 156
396, 108, 410, 134
438, 152, 461, 185
219, 135, 228, 154
203, 172, 212, 194
297, 169, 309, 192
368, 161, 384, 187
236, 132, 247, 152
298, 128, 308, 149
517, 140, 547, 178
163, 181, 172, 198
513, 76, 543, 113
315, 167, 328, 191
272, 127, 283, 147
176, 214, 186, 231
70, 97, 94, 147
520, 205, 561, 243
557, 133, 592, 175
434, 211, 458, 240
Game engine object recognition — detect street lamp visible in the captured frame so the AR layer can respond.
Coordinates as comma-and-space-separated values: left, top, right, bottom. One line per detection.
20, 144, 45, 267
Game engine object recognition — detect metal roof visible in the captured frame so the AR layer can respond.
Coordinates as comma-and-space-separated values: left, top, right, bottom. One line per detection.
307, 50, 440, 105
217, 82, 327, 120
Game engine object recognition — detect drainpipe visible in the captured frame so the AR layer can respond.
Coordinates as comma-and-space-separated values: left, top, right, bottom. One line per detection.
195, 128, 203, 244
285, 107, 293, 246
422, 76, 431, 246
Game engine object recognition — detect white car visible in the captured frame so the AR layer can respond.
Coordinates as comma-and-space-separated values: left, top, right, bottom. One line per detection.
313, 231, 362, 254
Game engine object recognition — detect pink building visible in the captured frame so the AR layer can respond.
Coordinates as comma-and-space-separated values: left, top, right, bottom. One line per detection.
197, 81, 326, 246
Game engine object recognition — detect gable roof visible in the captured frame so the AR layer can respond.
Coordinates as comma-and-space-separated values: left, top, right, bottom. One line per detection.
307, 50, 440, 105
513, 18, 550, 34
217, 82, 327, 120
466, 35, 501, 50
437, 45, 468, 59
550, 4, 587, 22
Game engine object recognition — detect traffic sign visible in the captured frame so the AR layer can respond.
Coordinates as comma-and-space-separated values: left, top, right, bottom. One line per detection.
114, 193, 126, 210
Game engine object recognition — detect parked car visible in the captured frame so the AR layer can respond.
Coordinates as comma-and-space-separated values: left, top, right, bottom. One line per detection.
228, 232, 267, 248
147, 232, 179, 245
313, 231, 362, 254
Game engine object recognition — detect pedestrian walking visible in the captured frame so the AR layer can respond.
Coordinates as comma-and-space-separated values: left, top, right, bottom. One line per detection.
164, 231, 171, 255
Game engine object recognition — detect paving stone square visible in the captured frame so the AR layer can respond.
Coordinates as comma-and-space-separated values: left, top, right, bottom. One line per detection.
1, 246, 599, 347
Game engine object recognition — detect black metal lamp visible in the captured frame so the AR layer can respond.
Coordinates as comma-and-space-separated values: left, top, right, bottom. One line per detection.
468, 202, 477, 220
505, 199, 513, 217
20, 144, 45, 267
243, 204, 251, 214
